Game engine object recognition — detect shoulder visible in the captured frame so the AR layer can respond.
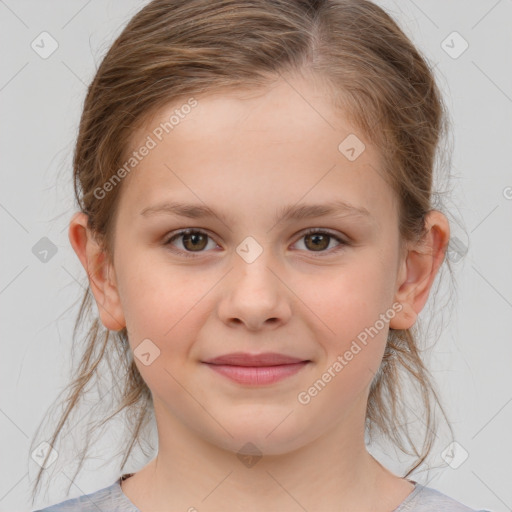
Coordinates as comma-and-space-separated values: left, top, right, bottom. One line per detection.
32, 479, 140, 512
395, 482, 494, 512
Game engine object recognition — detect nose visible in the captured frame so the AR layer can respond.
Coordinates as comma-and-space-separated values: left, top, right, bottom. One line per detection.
217, 249, 292, 332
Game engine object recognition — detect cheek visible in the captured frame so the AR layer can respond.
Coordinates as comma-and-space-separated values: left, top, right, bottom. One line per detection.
114, 251, 195, 343
116, 254, 226, 370
116, 262, 208, 396
291, 253, 396, 392
295, 256, 394, 336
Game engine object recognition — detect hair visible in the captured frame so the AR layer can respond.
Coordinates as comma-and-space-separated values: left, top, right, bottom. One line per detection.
31, 0, 457, 503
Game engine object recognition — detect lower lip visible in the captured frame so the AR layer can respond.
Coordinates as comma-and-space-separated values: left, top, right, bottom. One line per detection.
204, 362, 309, 385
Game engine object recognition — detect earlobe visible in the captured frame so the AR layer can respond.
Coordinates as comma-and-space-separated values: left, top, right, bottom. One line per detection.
389, 301, 417, 330
389, 210, 450, 330
68, 212, 126, 331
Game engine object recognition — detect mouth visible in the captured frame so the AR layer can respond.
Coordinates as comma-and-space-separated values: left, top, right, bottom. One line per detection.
202, 352, 311, 386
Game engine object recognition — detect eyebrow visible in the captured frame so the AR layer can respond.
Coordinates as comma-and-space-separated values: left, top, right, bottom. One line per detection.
140, 200, 372, 226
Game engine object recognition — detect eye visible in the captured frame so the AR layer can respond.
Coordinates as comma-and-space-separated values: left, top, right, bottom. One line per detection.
291, 229, 348, 255
163, 228, 349, 258
164, 229, 218, 256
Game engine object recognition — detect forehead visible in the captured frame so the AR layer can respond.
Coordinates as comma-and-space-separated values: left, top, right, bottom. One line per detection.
117, 75, 397, 227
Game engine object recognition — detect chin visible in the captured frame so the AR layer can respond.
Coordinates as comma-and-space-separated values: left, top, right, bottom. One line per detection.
204, 420, 312, 458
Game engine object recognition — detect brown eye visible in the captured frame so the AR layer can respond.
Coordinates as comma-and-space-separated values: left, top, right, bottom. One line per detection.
304, 233, 330, 251
292, 229, 347, 255
182, 232, 208, 251
165, 229, 217, 255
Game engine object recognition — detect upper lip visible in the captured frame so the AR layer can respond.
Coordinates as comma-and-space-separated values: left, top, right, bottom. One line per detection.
203, 352, 309, 367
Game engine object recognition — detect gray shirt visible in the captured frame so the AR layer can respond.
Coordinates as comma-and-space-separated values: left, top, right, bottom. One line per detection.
34, 476, 493, 512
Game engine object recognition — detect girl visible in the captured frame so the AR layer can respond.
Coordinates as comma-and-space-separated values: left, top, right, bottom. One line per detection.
30, 0, 493, 510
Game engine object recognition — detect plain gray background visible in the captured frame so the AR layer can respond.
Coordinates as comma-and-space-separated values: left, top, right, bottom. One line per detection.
1, 1, 511, 511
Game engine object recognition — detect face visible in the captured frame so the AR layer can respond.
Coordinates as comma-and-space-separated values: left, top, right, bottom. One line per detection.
92, 74, 409, 455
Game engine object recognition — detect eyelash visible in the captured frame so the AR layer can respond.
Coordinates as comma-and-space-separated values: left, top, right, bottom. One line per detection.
163, 228, 349, 258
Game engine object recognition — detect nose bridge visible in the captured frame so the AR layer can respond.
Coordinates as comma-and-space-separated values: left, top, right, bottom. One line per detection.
232, 236, 280, 303
217, 235, 292, 330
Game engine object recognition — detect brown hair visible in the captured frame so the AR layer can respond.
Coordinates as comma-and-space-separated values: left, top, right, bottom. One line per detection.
31, 0, 456, 502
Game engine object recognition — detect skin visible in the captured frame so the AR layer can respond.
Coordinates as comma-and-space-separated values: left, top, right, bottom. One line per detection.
69, 73, 449, 512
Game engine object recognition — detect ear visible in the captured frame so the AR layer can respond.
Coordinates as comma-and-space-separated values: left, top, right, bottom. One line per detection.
68, 212, 126, 331
389, 210, 450, 330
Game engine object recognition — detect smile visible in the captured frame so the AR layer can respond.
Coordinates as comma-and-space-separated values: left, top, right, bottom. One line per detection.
203, 361, 310, 385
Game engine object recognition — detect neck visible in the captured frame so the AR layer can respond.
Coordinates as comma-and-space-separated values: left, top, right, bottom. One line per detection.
121, 398, 413, 511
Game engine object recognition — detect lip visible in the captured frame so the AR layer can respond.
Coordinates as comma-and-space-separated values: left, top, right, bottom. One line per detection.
203, 352, 308, 366
202, 352, 311, 386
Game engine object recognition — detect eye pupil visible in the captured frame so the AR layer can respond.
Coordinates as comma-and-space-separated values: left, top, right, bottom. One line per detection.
305, 233, 329, 251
